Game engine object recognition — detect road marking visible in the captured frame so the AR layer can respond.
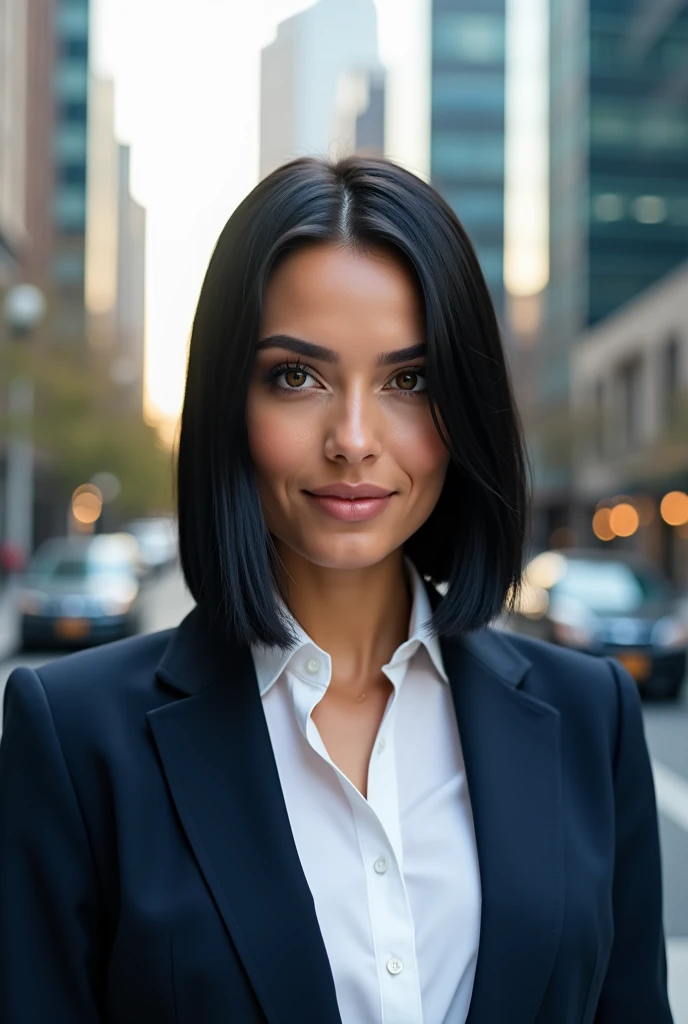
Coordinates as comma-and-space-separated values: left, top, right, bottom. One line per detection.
653, 760, 688, 835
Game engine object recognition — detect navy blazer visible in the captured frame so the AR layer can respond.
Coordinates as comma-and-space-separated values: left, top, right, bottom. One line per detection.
0, 602, 673, 1024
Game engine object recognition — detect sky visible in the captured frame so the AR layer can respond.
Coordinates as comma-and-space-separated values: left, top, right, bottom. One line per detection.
93, 0, 547, 430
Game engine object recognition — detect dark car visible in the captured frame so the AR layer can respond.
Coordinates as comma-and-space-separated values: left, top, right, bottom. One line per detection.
19, 533, 146, 651
510, 549, 688, 700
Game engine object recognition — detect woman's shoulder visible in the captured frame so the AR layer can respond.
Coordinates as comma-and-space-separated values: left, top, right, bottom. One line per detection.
5, 627, 177, 733
493, 626, 638, 741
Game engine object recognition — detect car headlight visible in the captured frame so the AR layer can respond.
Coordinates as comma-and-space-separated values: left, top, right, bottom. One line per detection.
100, 596, 135, 616
19, 590, 49, 615
97, 582, 138, 616
652, 617, 688, 650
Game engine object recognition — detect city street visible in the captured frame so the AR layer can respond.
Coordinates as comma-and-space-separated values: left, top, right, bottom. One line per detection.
0, 568, 686, 1019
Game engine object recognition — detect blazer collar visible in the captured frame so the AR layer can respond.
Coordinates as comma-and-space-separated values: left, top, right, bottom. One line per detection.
152, 597, 563, 1024
156, 584, 530, 699
251, 560, 448, 698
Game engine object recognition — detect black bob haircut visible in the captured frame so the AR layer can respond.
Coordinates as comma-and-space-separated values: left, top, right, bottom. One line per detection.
177, 156, 529, 648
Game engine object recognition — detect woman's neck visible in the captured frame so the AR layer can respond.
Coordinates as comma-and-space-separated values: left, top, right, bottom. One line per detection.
276, 546, 412, 687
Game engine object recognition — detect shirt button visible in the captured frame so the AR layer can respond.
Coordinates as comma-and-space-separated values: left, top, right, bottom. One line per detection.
306, 658, 320, 674
374, 858, 388, 874
387, 958, 404, 975
378, 737, 386, 752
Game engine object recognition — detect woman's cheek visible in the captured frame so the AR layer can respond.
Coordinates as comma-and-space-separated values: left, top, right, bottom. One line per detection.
247, 397, 316, 480
385, 405, 449, 483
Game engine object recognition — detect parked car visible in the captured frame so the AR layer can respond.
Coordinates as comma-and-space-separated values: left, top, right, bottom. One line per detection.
19, 533, 146, 651
123, 516, 178, 576
510, 549, 688, 700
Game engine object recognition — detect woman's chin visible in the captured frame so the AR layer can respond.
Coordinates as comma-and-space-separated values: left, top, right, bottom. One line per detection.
285, 533, 402, 572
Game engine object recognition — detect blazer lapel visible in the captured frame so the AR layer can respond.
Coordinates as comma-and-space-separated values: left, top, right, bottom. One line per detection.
442, 628, 565, 1024
147, 608, 341, 1024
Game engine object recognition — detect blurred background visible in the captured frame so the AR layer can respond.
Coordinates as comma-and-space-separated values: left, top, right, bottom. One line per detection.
0, 0, 687, 1014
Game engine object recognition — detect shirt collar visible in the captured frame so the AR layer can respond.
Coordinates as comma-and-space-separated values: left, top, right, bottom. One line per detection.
251, 560, 448, 697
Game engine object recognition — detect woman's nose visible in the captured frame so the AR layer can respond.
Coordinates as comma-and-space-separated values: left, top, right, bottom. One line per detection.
323, 386, 384, 464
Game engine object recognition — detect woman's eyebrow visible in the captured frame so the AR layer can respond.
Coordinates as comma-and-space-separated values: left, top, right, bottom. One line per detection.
256, 334, 426, 366
256, 335, 338, 362
377, 343, 426, 366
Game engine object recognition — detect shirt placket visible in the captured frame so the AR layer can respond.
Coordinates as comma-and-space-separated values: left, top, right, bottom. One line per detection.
301, 663, 425, 1024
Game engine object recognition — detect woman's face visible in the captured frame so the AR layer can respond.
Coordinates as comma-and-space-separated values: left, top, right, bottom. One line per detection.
247, 243, 450, 572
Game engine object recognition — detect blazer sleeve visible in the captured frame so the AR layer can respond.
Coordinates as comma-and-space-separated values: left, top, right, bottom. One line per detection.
594, 658, 673, 1023
0, 667, 106, 1023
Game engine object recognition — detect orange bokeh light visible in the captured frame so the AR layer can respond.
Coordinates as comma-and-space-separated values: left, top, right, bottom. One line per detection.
71, 483, 103, 525
660, 491, 688, 527
592, 508, 615, 541
609, 503, 640, 538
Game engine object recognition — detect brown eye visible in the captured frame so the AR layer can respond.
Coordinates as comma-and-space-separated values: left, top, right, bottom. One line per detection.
395, 371, 418, 391
285, 369, 308, 388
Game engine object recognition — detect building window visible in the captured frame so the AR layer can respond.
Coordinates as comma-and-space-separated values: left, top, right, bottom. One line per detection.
59, 163, 87, 186
432, 71, 504, 112
59, 99, 87, 123
661, 335, 681, 428
52, 253, 85, 284
59, 38, 88, 60
433, 13, 505, 63
54, 188, 86, 231
631, 195, 667, 224
55, 125, 87, 161
55, 62, 89, 100
617, 356, 643, 451
592, 193, 623, 221
431, 131, 504, 178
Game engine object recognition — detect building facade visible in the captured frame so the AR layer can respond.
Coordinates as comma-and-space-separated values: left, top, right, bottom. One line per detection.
533, 0, 688, 541
51, 0, 90, 339
85, 76, 146, 416
113, 144, 146, 417
259, 0, 382, 178
571, 262, 688, 583
0, 0, 28, 284
22, 0, 54, 290
430, 0, 507, 317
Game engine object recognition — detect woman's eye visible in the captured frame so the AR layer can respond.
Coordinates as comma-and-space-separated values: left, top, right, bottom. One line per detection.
387, 369, 427, 394
271, 364, 319, 390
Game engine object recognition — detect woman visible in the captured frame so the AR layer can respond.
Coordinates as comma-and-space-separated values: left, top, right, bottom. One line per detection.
0, 157, 672, 1023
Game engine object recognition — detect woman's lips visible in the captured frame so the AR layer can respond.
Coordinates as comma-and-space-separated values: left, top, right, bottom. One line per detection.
304, 493, 393, 522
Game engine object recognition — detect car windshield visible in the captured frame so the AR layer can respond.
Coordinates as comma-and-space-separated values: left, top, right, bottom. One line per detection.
552, 559, 670, 614
28, 549, 135, 580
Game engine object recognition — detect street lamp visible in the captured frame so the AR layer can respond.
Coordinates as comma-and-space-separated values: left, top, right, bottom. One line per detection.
2, 284, 46, 572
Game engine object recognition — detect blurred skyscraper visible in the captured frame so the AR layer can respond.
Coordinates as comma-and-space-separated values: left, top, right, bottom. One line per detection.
546, 0, 688, 403
533, 0, 688, 543
0, 0, 27, 285
114, 144, 146, 416
259, 0, 383, 178
85, 75, 147, 416
50, 0, 90, 339
430, 0, 507, 317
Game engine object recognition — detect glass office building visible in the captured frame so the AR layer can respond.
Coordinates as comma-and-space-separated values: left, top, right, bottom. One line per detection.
546, 0, 688, 403
52, 0, 90, 333
430, 0, 507, 317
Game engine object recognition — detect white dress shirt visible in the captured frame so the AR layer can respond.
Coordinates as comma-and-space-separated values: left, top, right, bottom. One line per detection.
252, 563, 481, 1024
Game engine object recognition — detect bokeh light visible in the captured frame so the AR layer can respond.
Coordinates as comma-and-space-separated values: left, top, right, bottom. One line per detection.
660, 491, 688, 527
72, 484, 104, 525
525, 551, 568, 589
609, 503, 640, 538
592, 508, 615, 541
